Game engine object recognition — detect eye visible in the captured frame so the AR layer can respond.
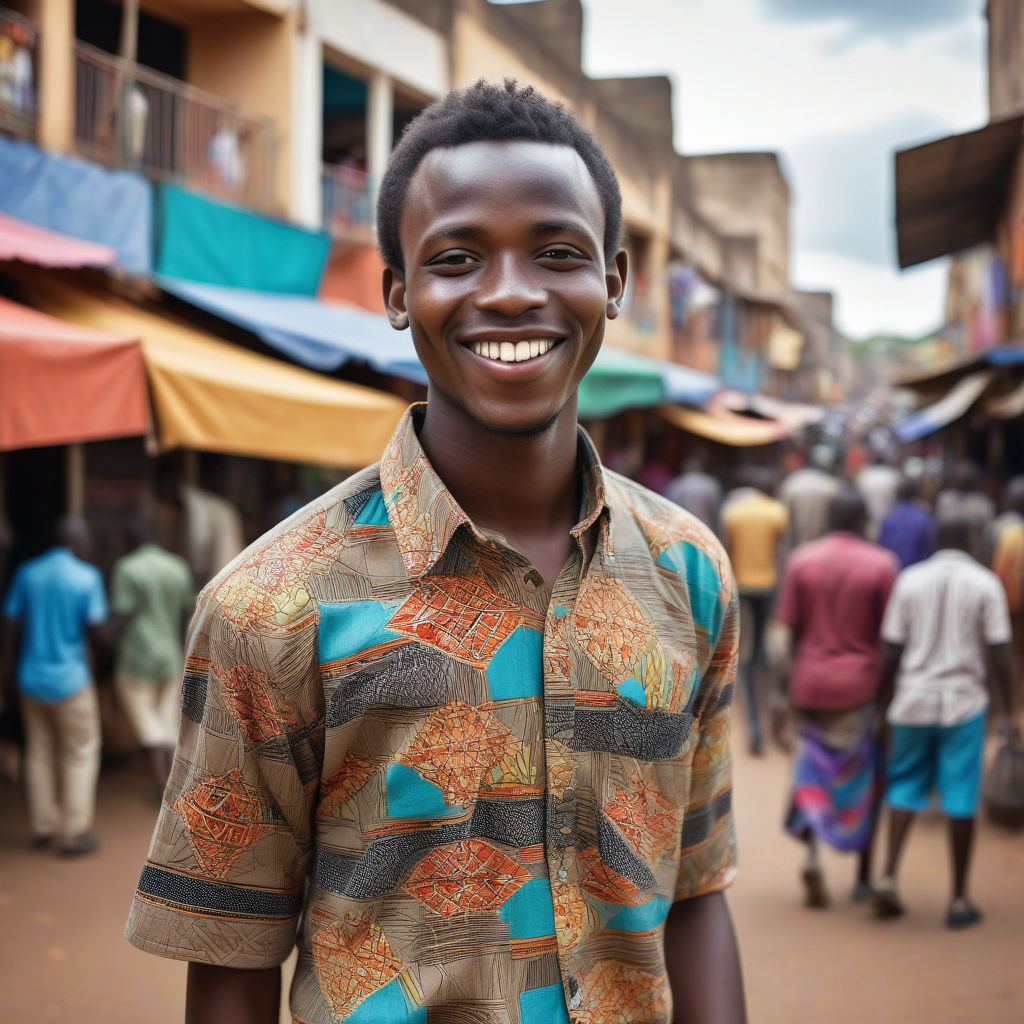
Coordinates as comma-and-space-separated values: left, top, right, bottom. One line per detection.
539, 246, 588, 262
426, 251, 479, 268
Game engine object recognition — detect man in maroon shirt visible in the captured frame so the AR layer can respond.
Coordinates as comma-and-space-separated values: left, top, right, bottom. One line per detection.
770, 490, 898, 907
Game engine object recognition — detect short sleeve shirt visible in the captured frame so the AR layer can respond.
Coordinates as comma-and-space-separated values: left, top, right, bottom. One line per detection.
722, 490, 788, 591
774, 533, 897, 710
125, 407, 739, 1024
111, 544, 194, 681
2, 547, 107, 702
881, 549, 1012, 726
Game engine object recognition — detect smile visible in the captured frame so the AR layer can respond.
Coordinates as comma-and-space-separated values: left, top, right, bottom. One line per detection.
468, 339, 559, 363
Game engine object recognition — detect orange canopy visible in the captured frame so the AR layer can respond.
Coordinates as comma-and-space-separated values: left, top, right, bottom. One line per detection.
0, 295, 148, 451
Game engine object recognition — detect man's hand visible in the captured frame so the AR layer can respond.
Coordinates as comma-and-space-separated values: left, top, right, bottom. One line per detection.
769, 694, 792, 754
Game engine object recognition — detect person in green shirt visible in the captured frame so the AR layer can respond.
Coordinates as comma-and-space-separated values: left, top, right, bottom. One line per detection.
110, 514, 194, 797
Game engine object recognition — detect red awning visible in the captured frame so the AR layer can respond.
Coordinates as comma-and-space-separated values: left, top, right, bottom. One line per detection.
0, 212, 119, 268
0, 295, 149, 450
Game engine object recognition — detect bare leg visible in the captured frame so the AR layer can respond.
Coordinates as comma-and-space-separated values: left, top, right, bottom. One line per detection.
883, 808, 915, 879
949, 816, 975, 902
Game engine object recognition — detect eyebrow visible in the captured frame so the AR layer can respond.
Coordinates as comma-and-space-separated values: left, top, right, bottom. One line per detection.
421, 219, 596, 253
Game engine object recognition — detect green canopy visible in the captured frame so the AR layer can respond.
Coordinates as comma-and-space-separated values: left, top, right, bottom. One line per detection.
155, 185, 331, 296
578, 348, 667, 419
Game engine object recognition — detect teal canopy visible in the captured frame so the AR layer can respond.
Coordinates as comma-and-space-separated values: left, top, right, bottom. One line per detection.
154, 185, 331, 295
578, 347, 718, 419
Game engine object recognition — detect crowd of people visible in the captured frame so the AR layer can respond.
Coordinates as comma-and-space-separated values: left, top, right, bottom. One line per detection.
1, 440, 1021, 934
665, 444, 1022, 930
0, 464, 248, 855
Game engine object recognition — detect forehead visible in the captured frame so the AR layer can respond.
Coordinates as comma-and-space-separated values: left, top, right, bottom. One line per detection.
401, 140, 604, 245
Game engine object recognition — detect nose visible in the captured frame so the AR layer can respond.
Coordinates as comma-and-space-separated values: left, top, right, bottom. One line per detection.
472, 252, 547, 316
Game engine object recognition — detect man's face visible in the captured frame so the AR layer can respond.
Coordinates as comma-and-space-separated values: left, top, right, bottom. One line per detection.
385, 140, 626, 436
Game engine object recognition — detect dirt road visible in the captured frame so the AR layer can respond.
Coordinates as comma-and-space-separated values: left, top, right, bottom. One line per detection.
1, 743, 1021, 1023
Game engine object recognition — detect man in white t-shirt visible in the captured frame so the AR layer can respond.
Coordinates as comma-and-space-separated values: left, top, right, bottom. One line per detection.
872, 515, 1017, 929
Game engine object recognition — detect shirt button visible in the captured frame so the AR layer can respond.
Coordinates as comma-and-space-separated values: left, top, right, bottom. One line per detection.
557, 867, 568, 880
559, 825, 573, 835
562, 788, 575, 801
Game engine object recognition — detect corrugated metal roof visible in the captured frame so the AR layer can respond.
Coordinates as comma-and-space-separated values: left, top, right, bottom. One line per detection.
894, 116, 1023, 269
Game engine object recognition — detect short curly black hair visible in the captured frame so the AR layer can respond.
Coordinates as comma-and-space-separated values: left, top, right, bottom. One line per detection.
376, 79, 622, 275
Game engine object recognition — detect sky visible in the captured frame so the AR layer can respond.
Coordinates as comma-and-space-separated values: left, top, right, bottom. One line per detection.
570, 0, 988, 339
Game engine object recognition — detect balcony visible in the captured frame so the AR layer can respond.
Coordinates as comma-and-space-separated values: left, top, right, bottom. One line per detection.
322, 162, 375, 243
73, 41, 276, 211
0, 7, 38, 141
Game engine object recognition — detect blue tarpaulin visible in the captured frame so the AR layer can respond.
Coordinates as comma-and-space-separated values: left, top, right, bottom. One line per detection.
0, 135, 151, 273
158, 275, 427, 381
892, 370, 996, 443
160, 275, 720, 412
155, 186, 331, 295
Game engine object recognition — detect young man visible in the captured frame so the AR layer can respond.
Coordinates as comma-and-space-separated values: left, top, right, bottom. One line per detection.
878, 475, 935, 570
770, 491, 897, 906
125, 81, 746, 1024
721, 467, 787, 756
1, 516, 107, 855
873, 516, 1016, 929
110, 514, 194, 798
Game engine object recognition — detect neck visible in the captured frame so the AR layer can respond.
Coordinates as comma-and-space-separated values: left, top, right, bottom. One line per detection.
417, 391, 582, 544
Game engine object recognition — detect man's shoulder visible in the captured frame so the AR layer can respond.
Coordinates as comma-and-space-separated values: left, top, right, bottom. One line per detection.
850, 537, 899, 573
196, 463, 385, 638
606, 470, 731, 581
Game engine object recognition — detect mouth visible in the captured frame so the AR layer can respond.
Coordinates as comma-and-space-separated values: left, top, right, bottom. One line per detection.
465, 338, 562, 364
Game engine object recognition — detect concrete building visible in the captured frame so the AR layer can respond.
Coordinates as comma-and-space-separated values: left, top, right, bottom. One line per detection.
0, 0, 831, 396
1, 0, 296, 212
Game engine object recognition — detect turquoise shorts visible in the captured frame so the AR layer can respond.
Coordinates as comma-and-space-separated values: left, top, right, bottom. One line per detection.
886, 711, 986, 819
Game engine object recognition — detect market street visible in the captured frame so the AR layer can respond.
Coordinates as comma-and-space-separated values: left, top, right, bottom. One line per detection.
1, 741, 1021, 1024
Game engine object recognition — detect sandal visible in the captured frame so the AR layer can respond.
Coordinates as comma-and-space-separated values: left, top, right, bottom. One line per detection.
945, 899, 982, 930
801, 864, 829, 908
871, 877, 905, 919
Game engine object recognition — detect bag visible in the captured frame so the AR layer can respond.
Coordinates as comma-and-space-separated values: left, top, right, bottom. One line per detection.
983, 737, 1024, 829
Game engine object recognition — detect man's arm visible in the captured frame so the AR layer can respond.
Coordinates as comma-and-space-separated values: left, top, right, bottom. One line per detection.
876, 640, 904, 737
1, 615, 18, 708
987, 642, 1017, 730
185, 963, 280, 1024
664, 891, 746, 1024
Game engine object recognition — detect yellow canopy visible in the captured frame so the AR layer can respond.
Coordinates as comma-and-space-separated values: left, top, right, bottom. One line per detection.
658, 404, 787, 447
19, 276, 406, 468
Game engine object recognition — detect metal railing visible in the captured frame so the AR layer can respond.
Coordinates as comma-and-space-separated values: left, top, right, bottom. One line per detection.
0, 7, 38, 140
322, 162, 376, 241
73, 41, 276, 211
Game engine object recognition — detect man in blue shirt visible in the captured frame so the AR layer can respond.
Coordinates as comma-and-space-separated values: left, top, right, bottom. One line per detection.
2, 517, 107, 854
879, 476, 936, 570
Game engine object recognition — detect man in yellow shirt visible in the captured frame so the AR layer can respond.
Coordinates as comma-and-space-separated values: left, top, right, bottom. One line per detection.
723, 467, 788, 755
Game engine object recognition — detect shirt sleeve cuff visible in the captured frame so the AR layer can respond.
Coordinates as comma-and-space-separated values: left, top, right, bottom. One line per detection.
125, 866, 301, 969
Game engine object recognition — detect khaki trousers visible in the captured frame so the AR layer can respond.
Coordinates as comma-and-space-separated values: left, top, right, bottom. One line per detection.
115, 675, 181, 748
21, 685, 101, 839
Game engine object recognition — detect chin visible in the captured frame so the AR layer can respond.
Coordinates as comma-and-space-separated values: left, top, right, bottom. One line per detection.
470, 401, 566, 439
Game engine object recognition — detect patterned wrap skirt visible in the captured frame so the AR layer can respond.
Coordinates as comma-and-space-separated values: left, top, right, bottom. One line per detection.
784, 703, 883, 852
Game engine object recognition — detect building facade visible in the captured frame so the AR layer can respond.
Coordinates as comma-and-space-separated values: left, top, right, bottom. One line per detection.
0, 0, 834, 396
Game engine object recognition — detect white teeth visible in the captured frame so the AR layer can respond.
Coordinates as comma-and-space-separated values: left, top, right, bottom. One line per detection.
469, 339, 558, 363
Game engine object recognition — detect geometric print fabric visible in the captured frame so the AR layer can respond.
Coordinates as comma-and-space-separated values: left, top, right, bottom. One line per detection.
126, 406, 739, 1024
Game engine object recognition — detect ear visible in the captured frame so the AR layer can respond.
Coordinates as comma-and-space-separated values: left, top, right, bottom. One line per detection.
382, 266, 409, 330
605, 248, 628, 320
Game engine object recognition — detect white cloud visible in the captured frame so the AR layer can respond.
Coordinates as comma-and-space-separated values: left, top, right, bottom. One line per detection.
794, 250, 948, 338
574, 0, 987, 337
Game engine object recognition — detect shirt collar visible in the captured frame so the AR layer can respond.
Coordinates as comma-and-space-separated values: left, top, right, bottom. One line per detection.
380, 404, 613, 579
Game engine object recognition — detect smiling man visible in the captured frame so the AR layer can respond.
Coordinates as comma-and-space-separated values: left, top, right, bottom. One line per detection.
125, 80, 745, 1024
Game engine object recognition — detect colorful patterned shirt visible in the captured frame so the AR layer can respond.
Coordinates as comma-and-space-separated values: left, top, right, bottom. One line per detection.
125, 407, 739, 1024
